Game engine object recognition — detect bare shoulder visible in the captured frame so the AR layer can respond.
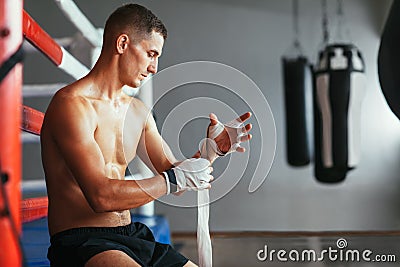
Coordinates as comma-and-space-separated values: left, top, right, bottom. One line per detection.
128, 96, 148, 111
43, 81, 96, 134
128, 96, 153, 119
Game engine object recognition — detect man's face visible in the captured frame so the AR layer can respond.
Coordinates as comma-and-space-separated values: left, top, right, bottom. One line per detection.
123, 31, 164, 88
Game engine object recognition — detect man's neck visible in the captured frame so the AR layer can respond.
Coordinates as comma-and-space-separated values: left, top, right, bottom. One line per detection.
87, 55, 124, 100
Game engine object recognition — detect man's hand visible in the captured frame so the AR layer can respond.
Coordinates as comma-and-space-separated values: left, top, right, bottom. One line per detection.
200, 112, 252, 162
210, 112, 252, 154
162, 158, 213, 195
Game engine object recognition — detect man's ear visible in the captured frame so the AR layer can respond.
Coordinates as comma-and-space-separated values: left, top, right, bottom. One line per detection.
116, 34, 129, 54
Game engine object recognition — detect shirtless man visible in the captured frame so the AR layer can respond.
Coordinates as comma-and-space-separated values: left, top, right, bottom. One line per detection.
41, 3, 251, 267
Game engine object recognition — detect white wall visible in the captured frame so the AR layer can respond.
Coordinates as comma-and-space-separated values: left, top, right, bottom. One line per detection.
23, 0, 399, 232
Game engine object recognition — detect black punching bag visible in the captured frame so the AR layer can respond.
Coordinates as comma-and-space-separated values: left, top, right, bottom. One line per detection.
314, 44, 366, 183
378, 1, 400, 120
283, 57, 312, 166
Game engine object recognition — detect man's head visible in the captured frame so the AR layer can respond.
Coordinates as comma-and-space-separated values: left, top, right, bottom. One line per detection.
103, 3, 167, 48
102, 4, 167, 88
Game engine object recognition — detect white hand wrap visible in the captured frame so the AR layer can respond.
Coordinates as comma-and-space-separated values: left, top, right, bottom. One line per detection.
163, 158, 212, 194
163, 159, 213, 266
199, 117, 247, 162
197, 116, 248, 267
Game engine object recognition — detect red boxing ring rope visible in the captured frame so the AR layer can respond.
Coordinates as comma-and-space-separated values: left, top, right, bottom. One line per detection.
22, 10, 62, 66
23, 9, 89, 80
21, 196, 48, 223
21, 105, 44, 135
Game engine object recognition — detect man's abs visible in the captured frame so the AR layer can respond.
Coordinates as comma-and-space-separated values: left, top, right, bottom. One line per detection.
48, 177, 131, 238
46, 172, 132, 236
42, 130, 132, 235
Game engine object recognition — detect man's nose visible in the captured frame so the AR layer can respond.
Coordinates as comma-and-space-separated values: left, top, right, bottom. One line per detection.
148, 59, 158, 74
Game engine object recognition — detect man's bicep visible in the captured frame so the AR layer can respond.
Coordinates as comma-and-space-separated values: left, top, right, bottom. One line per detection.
136, 115, 177, 173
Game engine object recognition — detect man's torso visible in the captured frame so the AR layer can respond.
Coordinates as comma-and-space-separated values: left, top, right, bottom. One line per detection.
41, 81, 148, 235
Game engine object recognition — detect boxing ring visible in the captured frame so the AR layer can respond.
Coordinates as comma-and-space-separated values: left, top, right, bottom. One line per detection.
0, 1, 169, 266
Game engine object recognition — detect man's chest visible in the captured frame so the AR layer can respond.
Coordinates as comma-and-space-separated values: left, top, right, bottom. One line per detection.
93, 103, 144, 165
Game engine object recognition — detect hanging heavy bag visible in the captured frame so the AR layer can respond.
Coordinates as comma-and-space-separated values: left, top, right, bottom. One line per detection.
313, 44, 366, 183
282, 0, 312, 167
282, 56, 312, 166
378, 1, 400, 120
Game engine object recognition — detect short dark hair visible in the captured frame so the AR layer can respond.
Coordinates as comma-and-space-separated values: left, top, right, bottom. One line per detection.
103, 3, 167, 46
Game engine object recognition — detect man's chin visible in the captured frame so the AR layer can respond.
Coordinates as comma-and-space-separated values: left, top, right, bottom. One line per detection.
129, 81, 141, 89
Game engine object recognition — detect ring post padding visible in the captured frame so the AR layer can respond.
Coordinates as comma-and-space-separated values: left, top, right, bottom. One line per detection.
0, 0, 23, 266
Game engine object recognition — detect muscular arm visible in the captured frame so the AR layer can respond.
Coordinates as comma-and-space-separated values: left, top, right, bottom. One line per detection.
136, 106, 177, 174
136, 104, 203, 173
47, 94, 167, 212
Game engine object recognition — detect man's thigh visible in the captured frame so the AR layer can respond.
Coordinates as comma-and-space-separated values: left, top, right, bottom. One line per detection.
85, 250, 141, 267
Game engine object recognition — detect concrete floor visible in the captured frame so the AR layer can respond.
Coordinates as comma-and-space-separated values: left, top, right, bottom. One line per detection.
173, 232, 400, 267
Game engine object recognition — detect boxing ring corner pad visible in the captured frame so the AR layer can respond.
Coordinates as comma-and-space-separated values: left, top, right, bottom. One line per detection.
0, 0, 24, 266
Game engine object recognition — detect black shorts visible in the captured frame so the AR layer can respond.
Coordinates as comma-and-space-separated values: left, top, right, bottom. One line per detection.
47, 222, 188, 267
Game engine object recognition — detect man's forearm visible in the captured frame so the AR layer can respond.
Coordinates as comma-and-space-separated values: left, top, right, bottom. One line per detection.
88, 175, 167, 212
